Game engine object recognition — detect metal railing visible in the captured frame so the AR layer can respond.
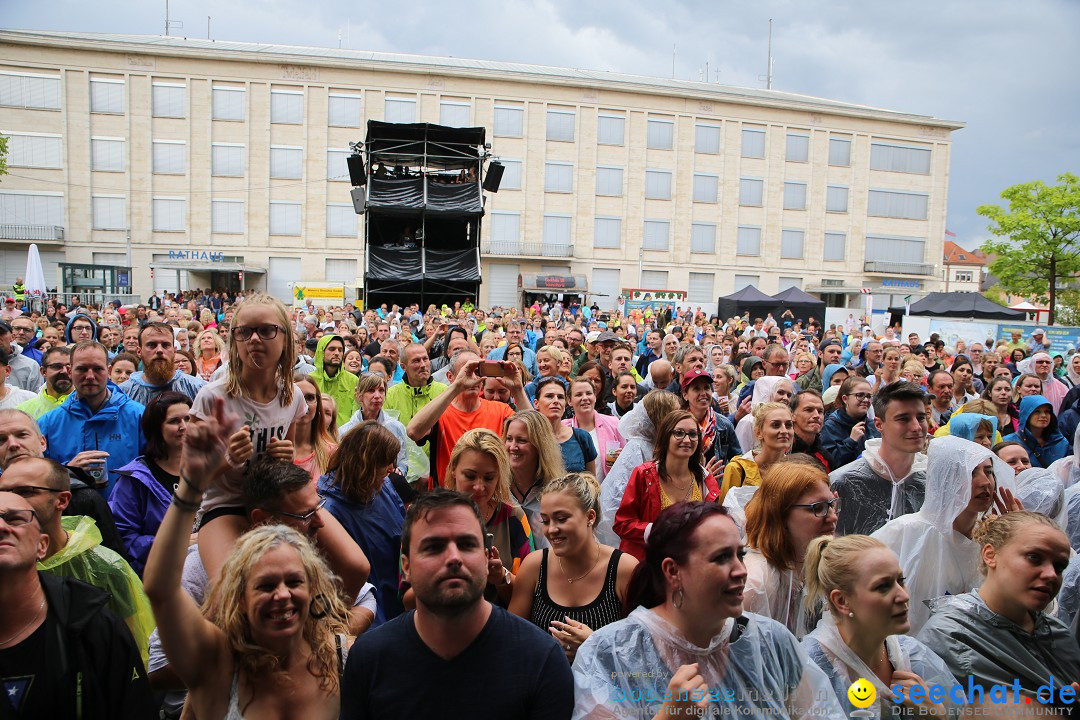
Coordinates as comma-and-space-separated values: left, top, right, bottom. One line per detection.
49, 293, 143, 308
0, 224, 65, 242
481, 241, 574, 258
863, 261, 936, 276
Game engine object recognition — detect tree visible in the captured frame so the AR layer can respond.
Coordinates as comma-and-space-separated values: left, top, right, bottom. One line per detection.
0, 134, 8, 178
978, 173, 1080, 326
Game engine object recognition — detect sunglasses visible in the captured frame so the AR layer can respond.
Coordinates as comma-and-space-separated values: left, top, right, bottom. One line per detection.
791, 497, 841, 518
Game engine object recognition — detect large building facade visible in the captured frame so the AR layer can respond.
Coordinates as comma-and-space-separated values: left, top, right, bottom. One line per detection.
0, 30, 963, 311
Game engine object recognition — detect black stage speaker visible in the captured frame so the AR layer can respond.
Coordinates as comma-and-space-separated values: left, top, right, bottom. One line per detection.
347, 154, 367, 186
482, 161, 504, 192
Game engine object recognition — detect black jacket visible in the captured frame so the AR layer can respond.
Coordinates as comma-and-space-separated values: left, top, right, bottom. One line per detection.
64, 470, 126, 560
34, 572, 156, 719
791, 432, 834, 472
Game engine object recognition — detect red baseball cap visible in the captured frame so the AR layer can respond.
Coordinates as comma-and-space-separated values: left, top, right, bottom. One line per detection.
680, 368, 713, 391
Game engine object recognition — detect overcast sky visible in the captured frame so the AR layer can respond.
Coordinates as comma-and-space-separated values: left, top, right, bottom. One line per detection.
7, 0, 1079, 250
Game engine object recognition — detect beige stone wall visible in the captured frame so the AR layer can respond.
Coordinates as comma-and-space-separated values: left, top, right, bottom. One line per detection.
0, 33, 959, 308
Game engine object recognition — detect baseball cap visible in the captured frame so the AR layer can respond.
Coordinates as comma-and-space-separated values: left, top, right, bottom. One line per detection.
1033, 328, 1045, 336
680, 368, 713, 391
595, 330, 620, 344
822, 385, 841, 405
3, 297, 14, 304
818, 338, 842, 354
585, 331, 601, 343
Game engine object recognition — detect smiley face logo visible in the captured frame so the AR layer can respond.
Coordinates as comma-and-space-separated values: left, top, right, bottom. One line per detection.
847, 678, 877, 709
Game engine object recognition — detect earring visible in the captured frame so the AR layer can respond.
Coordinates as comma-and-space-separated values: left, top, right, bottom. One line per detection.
848, 611, 855, 619
672, 588, 685, 609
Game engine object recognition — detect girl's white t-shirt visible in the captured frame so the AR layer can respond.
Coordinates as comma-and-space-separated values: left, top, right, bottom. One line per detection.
190, 378, 307, 512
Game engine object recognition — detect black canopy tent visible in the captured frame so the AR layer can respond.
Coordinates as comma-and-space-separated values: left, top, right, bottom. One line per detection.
886, 291, 1023, 321
716, 285, 777, 320
771, 286, 826, 323
361, 121, 490, 308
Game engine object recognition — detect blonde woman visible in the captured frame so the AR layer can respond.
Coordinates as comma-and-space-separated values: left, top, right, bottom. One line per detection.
504, 410, 567, 550
339, 372, 409, 474
721, 401, 793, 502
510, 472, 638, 661
446, 428, 535, 606
145, 413, 351, 720
801, 535, 957, 717
194, 329, 224, 381
292, 374, 339, 483
525, 345, 567, 403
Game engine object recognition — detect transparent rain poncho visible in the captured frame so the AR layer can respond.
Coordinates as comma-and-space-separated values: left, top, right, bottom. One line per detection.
572, 607, 846, 719
871, 436, 1015, 634
802, 613, 961, 718
597, 402, 657, 546
735, 376, 792, 453
721, 485, 759, 540
742, 550, 820, 640
1015, 467, 1068, 530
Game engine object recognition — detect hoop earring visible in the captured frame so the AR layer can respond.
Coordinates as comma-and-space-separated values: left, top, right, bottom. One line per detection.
309, 594, 330, 620
672, 588, 685, 609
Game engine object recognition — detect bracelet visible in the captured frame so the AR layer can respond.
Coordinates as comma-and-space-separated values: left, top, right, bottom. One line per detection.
180, 475, 204, 496
171, 494, 202, 513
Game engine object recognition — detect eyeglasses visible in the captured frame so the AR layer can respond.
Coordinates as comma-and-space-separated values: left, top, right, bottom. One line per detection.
71, 325, 94, 333
0, 508, 38, 527
44, 363, 71, 372
273, 497, 327, 523
231, 324, 282, 341
671, 429, 700, 441
791, 498, 841, 518
850, 392, 873, 401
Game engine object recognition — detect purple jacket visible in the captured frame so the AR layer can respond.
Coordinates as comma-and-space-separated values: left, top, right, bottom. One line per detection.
108, 457, 172, 576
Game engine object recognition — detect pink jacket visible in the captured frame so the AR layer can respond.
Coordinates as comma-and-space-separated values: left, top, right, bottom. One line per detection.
563, 411, 625, 481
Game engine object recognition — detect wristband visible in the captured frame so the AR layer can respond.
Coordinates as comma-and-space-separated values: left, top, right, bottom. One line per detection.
171, 494, 202, 513
180, 474, 204, 496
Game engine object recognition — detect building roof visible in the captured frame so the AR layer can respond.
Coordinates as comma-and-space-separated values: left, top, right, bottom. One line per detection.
943, 241, 988, 266
0, 29, 965, 130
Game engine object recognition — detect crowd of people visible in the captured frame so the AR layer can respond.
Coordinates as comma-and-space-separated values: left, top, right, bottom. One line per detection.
4, 286, 1080, 717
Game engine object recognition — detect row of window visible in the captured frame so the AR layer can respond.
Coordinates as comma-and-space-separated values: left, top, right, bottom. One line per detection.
9, 134, 926, 219
488, 213, 870, 261
1, 70, 934, 173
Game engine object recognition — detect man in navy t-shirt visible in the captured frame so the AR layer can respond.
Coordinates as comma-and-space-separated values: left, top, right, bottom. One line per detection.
340, 489, 573, 719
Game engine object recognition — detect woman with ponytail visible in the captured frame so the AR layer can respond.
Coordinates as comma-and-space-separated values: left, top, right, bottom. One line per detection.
801, 535, 956, 717
918, 512, 1080, 709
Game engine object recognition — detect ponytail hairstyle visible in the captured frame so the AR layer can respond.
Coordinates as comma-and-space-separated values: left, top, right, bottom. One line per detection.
972, 511, 1063, 576
623, 501, 733, 616
542, 472, 602, 525
803, 534, 889, 614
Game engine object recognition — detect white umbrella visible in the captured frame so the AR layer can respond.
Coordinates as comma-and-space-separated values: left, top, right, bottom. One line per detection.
24, 243, 46, 299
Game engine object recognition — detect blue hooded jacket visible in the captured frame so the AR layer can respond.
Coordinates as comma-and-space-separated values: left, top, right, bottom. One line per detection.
1002, 395, 1070, 468
948, 413, 1001, 446
38, 385, 146, 497
821, 364, 848, 390
108, 457, 170, 576
64, 312, 100, 343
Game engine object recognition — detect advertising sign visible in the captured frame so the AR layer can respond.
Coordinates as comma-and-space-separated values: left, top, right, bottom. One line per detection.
292, 283, 346, 308
997, 324, 1080, 353
621, 289, 685, 315
928, 319, 1001, 351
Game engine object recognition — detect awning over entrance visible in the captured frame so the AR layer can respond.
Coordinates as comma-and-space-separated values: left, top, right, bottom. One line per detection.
519, 274, 588, 293
149, 261, 266, 274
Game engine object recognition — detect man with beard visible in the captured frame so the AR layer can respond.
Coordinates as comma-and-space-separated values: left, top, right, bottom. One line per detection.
17, 346, 73, 420
310, 334, 358, 426
119, 323, 205, 405
340, 489, 573, 719
790, 389, 833, 470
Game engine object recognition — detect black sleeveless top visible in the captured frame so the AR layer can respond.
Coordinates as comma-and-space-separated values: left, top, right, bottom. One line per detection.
530, 548, 624, 632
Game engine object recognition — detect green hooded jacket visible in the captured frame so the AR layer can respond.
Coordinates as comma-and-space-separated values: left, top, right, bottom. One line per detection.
310, 334, 358, 426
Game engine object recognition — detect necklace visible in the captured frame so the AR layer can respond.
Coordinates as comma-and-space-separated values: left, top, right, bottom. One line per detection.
0, 596, 45, 646
558, 541, 601, 584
